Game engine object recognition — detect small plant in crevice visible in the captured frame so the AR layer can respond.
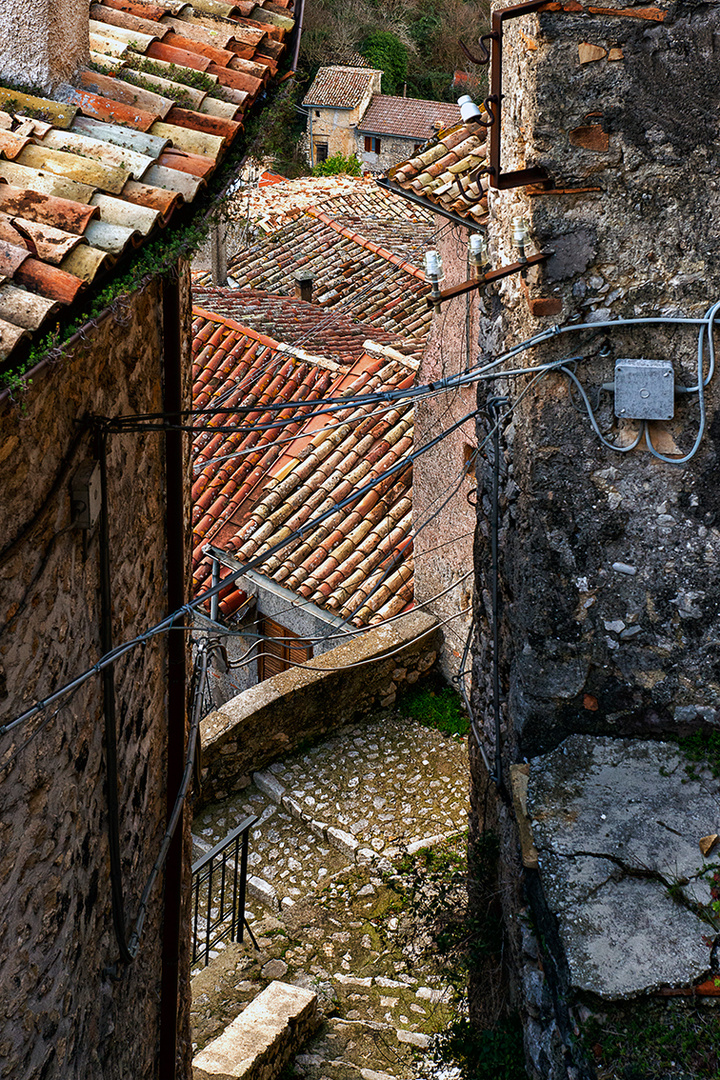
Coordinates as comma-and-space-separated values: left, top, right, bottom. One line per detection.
401, 675, 470, 738
677, 728, 720, 781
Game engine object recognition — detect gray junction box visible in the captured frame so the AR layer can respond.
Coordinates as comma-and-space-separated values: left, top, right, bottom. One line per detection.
614, 358, 675, 421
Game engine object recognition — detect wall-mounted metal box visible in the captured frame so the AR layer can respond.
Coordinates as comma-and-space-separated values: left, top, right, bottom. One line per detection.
614, 358, 674, 421
71, 460, 101, 529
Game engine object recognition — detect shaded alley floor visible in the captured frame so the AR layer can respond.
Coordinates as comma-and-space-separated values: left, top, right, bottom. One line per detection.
191, 711, 470, 1079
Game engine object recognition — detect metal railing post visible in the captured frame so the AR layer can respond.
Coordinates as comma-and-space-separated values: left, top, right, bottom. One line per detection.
191, 816, 257, 967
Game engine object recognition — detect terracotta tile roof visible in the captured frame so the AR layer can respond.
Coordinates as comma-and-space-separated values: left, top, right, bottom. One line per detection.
192, 286, 425, 366
222, 176, 435, 251
315, 186, 435, 268
357, 95, 461, 141
381, 117, 491, 226
0, 0, 294, 365
191, 306, 341, 615
302, 66, 381, 109
192, 305, 415, 625
208, 209, 433, 340
225, 175, 378, 234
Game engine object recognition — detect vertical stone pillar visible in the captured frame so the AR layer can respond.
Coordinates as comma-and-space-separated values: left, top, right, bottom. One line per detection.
0, 0, 89, 91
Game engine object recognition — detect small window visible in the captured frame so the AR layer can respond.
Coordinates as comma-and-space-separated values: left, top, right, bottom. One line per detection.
364, 135, 381, 154
315, 110, 320, 118
315, 141, 328, 162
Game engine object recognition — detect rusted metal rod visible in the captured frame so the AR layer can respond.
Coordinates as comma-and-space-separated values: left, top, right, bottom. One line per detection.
426, 250, 550, 307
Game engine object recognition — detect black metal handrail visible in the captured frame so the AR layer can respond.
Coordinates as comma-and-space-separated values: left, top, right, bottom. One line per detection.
191, 815, 258, 967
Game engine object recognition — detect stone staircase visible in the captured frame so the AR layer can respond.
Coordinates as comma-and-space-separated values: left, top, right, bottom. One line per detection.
191, 713, 469, 1079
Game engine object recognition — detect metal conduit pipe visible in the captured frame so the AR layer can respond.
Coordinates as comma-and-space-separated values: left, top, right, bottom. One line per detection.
99, 427, 134, 967
159, 268, 189, 1080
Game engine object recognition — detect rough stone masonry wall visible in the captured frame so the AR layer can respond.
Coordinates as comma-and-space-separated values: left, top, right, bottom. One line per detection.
468, 2, 720, 1074
0, 270, 194, 1080
0, 0, 89, 90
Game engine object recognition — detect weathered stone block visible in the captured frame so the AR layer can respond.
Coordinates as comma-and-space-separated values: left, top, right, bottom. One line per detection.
326, 827, 359, 860
193, 981, 318, 1080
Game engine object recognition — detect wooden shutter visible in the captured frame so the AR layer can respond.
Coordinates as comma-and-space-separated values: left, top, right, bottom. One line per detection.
258, 616, 312, 682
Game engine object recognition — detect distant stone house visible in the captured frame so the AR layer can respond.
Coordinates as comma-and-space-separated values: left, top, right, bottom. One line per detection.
356, 95, 462, 173
302, 66, 461, 172
302, 66, 383, 166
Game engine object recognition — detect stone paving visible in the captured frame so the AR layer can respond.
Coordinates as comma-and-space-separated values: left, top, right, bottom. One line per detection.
191, 710, 470, 1078
192, 714, 469, 915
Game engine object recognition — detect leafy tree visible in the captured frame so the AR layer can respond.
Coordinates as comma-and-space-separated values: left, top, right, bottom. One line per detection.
312, 152, 362, 176
360, 30, 407, 95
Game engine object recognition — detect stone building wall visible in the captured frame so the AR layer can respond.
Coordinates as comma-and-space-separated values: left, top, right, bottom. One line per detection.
355, 132, 422, 174
306, 72, 381, 165
310, 106, 359, 162
467, 3, 720, 1074
0, 269, 194, 1080
413, 221, 478, 681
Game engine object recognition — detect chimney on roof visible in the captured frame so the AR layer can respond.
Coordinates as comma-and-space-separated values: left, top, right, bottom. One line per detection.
294, 269, 315, 303
0, 0, 89, 92
211, 220, 228, 288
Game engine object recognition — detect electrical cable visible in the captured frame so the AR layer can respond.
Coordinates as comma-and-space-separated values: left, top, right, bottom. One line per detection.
219, 603, 472, 676
559, 366, 643, 453
0, 404, 478, 738
125, 642, 209, 960
6, 305, 718, 741
641, 297, 720, 463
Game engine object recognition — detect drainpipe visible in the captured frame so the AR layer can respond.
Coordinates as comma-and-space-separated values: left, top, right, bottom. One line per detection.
290, 0, 305, 73
159, 268, 188, 1080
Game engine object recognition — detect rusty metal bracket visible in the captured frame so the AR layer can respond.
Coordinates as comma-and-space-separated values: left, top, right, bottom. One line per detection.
460, 31, 499, 66
426, 250, 550, 307
488, 0, 552, 190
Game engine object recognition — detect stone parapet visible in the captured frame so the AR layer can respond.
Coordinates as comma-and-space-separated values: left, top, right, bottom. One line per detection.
197, 611, 439, 806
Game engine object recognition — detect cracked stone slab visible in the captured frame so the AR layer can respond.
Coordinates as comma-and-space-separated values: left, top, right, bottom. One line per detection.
527, 735, 719, 999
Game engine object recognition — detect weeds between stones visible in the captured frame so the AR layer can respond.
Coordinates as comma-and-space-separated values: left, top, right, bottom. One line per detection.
401, 677, 470, 739
391, 832, 527, 1079
579, 998, 720, 1078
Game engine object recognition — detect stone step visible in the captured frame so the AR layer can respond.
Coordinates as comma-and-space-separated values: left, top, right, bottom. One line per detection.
193, 781, 352, 917
193, 980, 318, 1080
251, 716, 468, 869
